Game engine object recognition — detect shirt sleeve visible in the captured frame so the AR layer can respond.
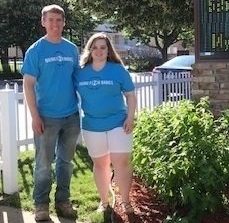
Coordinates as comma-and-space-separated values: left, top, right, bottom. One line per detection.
120, 65, 135, 92
21, 46, 39, 78
73, 46, 80, 90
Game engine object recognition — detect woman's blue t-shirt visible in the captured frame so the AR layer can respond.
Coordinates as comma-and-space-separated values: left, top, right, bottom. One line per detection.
76, 62, 135, 132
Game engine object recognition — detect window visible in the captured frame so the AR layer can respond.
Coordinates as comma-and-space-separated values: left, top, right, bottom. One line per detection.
113, 35, 120, 45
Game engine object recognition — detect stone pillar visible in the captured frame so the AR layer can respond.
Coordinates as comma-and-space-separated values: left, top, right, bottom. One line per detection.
192, 62, 229, 116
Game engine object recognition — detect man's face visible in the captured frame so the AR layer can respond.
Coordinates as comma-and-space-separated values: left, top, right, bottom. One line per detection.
42, 12, 65, 38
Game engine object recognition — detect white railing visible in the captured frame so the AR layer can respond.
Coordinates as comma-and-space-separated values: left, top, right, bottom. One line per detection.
132, 71, 192, 112
0, 70, 192, 194
160, 71, 192, 104
0, 84, 33, 194
0, 89, 19, 194
132, 73, 157, 113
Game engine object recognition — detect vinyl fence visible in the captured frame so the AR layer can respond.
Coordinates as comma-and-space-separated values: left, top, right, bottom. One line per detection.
0, 70, 192, 194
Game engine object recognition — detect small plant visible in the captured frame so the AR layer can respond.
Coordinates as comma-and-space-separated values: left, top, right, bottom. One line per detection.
133, 98, 229, 222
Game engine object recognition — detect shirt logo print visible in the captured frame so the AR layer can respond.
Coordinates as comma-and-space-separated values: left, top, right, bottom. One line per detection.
79, 78, 114, 89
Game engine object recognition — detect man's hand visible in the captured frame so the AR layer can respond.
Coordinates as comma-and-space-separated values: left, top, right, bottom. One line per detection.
32, 114, 44, 135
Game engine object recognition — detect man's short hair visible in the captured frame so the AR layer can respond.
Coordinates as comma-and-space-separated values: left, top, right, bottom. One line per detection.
41, 4, 65, 19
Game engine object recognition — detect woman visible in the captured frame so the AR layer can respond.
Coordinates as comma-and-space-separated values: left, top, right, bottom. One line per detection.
76, 32, 137, 214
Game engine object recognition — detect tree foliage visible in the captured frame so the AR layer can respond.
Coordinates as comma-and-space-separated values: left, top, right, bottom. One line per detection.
77, 0, 194, 61
0, 0, 97, 73
1, 1, 57, 57
66, 1, 98, 51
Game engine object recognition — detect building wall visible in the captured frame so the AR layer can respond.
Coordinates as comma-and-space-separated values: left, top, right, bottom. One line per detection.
167, 41, 195, 59
8, 46, 22, 58
93, 23, 139, 59
192, 61, 229, 116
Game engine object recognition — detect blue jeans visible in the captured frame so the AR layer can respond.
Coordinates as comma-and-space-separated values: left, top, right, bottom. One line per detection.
33, 112, 80, 205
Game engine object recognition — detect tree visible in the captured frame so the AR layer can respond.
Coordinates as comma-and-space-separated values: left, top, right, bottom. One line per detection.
65, 1, 99, 52
77, 0, 194, 61
0, 0, 97, 73
0, 0, 67, 73
0, 0, 13, 73
0, 0, 74, 58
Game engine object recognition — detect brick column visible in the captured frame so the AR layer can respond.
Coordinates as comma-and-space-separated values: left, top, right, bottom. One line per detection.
192, 62, 229, 116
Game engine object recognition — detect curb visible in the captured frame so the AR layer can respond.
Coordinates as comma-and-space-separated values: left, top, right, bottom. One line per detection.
0, 205, 85, 223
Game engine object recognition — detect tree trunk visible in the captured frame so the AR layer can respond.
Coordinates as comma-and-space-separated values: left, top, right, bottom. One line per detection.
0, 47, 11, 74
20, 46, 26, 60
161, 47, 168, 62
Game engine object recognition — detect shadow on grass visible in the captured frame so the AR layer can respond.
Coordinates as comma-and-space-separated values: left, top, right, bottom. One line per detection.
72, 145, 93, 177
0, 192, 21, 208
0, 161, 24, 218
0, 144, 95, 222
0, 193, 26, 223
17, 145, 93, 194
18, 156, 34, 196
0, 156, 26, 222
17, 145, 93, 196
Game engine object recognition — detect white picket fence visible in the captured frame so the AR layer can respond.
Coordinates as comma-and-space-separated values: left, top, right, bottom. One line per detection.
0, 71, 191, 194
0, 84, 34, 194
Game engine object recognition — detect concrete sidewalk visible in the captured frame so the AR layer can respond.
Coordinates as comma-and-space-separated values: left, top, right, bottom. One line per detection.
0, 205, 85, 223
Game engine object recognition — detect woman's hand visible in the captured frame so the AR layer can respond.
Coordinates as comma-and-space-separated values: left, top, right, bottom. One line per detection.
123, 91, 137, 134
123, 117, 134, 134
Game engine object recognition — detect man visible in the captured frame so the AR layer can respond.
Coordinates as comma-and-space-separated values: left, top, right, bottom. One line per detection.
21, 4, 80, 221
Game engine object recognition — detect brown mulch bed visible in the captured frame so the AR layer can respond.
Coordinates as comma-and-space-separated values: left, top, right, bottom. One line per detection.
112, 176, 229, 223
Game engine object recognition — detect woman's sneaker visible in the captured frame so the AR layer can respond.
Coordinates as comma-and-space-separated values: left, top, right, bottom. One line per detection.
35, 204, 50, 221
97, 202, 110, 213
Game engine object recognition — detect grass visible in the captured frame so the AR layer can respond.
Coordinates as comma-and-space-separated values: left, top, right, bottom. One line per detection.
0, 61, 22, 73
0, 145, 106, 223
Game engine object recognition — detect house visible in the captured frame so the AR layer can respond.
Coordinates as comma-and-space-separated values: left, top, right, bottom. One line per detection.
8, 23, 192, 61
8, 46, 23, 58
93, 23, 194, 62
93, 23, 139, 59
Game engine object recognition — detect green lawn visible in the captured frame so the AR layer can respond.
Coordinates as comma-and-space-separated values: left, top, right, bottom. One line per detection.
0, 145, 106, 223
0, 61, 22, 73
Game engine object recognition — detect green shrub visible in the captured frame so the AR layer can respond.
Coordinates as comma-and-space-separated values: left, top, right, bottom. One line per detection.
0, 71, 22, 80
133, 98, 229, 222
127, 46, 162, 72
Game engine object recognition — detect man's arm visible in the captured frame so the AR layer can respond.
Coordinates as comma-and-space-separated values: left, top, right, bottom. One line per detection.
23, 75, 44, 135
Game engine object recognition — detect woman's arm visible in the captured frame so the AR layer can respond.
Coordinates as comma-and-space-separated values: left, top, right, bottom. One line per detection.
123, 91, 137, 134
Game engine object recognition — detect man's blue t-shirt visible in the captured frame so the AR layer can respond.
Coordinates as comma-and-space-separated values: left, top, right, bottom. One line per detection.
21, 37, 79, 118
76, 62, 135, 131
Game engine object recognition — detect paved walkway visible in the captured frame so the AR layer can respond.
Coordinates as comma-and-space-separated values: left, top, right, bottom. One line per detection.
0, 206, 85, 223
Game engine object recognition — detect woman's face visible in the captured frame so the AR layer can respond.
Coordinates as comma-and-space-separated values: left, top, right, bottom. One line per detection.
91, 38, 108, 63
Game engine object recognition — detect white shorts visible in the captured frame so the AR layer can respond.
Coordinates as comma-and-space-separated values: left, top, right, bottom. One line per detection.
82, 127, 133, 158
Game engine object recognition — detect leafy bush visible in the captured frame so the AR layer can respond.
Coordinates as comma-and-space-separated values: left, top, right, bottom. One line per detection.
0, 71, 22, 80
127, 46, 162, 72
133, 98, 229, 222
